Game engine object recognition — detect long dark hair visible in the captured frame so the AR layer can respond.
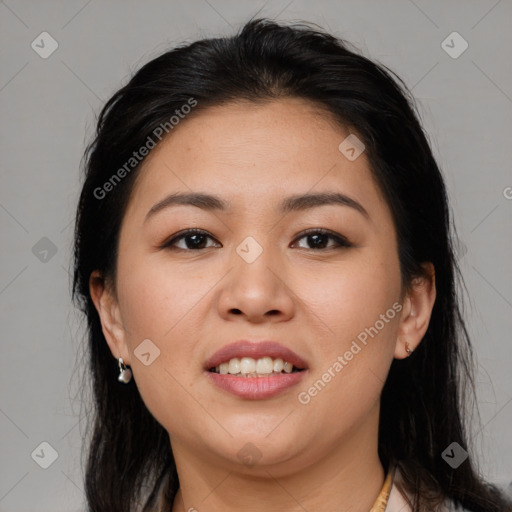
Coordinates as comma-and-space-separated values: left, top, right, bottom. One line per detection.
72, 17, 511, 512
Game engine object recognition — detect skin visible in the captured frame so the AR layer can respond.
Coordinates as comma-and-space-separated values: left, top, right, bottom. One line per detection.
90, 97, 436, 512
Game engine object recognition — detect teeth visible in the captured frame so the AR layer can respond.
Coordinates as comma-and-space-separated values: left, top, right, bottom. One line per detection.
256, 357, 274, 374
214, 356, 301, 376
228, 358, 240, 374
240, 357, 255, 374
273, 358, 284, 372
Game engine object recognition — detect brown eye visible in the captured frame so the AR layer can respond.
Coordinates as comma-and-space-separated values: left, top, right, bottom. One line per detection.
161, 228, 351, 252
292, 229, 352, 250
161, 229, 221, 251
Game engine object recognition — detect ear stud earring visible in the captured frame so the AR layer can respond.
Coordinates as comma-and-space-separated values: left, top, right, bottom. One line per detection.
405, 342, 413, 356
118, 357, 132, 383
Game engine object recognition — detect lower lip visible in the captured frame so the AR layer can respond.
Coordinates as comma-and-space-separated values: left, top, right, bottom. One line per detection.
205, 370, 308, 399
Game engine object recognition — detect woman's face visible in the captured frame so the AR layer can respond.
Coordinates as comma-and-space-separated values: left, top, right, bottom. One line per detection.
93, 98, 428, 476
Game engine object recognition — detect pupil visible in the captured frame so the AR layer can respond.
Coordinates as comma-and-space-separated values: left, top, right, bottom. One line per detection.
187, 234, 206, 249
309, 234, 327, 249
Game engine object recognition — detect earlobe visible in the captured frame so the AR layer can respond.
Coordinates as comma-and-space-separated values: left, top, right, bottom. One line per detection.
394, 263, 436, 359
89, 270, 130, 365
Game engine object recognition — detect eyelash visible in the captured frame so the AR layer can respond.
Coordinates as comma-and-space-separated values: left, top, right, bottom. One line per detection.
160, 228, 352, 252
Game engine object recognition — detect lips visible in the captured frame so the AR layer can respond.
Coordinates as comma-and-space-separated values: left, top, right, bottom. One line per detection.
203, 340, 309, 399
204, 340, 309, 371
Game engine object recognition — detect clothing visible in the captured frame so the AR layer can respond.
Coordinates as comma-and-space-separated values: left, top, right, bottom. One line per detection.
370, 465, 393, 511
370, 464, 472, 512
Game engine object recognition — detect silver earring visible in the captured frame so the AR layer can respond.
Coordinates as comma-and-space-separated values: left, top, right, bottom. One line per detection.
405, 342, 413, 356
118, 357, 132, 383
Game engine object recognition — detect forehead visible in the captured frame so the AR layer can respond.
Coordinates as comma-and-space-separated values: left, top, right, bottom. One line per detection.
160, 98, 345, 161
124, 98, 388, 223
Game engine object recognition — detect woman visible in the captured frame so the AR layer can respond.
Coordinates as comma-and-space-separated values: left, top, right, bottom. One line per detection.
72, 18, 511, 512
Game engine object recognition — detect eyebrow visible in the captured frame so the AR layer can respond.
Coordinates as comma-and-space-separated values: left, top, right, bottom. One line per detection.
144, 191, 369, 222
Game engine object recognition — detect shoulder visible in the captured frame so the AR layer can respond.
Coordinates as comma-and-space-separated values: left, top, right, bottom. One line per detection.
385, 466, 473, 512
386, 484, 472, 512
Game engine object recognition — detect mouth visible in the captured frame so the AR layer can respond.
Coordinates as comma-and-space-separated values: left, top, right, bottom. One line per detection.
204, 340, 308, 399
208, 356, 305, 377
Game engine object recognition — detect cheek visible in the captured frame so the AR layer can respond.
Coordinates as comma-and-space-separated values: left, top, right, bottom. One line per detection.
115, 255, 209, 434
304, 248, 402, 351
116, 251, 209, 344
114, 252, 198, 369
295, 248, 401, 415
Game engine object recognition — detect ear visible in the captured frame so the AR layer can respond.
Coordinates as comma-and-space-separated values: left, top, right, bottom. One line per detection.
394, 262, 436, 359
89, 270, 131, 365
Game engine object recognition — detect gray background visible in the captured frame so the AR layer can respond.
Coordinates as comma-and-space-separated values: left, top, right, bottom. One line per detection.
1, 1, 511, 510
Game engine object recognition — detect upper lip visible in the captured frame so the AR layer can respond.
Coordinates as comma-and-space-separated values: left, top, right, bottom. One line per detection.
204, 340, 309, 371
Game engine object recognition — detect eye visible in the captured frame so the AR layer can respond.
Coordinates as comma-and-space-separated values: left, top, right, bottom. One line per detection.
292, 228, 352, 250
160, 228, 351, 252
161, 229, 221, 251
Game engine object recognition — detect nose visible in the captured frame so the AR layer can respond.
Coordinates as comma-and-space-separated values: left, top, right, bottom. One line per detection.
216, 243, 295, 324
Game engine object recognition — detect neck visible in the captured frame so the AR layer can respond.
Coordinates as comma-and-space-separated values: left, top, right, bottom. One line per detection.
170, 407, 385, 512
